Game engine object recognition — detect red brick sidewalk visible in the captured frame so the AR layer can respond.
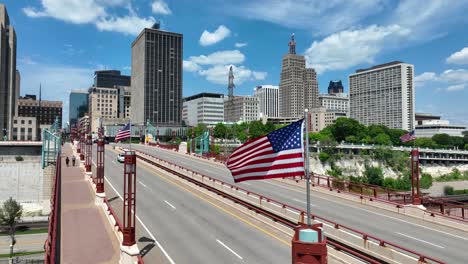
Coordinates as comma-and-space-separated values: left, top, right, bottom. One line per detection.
60, 143, 119, 263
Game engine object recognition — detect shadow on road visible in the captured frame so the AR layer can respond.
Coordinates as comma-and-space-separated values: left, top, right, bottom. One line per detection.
139, 236, 155, 257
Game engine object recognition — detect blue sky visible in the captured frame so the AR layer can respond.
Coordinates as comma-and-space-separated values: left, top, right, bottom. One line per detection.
4, 0, 468, 127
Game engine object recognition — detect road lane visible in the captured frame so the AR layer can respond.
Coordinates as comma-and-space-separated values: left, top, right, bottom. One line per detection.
128, 144, 468, 264
101, 146, 290, 264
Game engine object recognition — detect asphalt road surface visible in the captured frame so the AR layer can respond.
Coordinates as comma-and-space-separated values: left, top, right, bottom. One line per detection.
125, 144, 468, 264
96, 146, 290, 264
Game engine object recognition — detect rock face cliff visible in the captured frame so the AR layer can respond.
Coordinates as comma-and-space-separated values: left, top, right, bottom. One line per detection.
309, 156, 468, 179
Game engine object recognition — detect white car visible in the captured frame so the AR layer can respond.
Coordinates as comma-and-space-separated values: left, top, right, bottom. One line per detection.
117, 153, 125, 163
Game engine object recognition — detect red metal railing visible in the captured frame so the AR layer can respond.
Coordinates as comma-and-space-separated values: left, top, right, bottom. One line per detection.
44, 151, 61, 263
104, 197, 124, 233
134, 149, 445, 264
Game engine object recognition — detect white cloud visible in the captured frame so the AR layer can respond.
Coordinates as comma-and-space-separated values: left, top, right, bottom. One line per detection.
440, 69, 468, 82
446, 47, 468, 65
151, 0, 172, 15
96, 15, 156, 35
19, 56, 38, 65
183, 60, 202, 72
304, 25, 410, 74
184, 50, 266, 85
23, 0, 155, 35
199, 25, 231, 46
232, 0, 386, 35
198, 65, 267, 85
235, 42, 248, 48
415, 72, 437, 83
446, 84, 465, 92
23, 0, 106, 24
188, 50, 245, 65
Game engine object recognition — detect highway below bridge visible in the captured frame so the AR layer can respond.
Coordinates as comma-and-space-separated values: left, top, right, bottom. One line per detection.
119, 143, 468, 264
94, 145, 291, 264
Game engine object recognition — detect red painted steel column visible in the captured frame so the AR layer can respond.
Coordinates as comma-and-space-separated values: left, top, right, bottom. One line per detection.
123, 150, 136, 246
96, 139, 105, 193
85, 134, 92, 172
411, 149, 422, 205
79, 132, 85, 160
291, 224, 327, 264
76, 130, 81, 154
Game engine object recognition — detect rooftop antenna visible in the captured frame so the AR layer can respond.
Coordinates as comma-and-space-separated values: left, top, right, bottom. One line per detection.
288, 33, 296, 54
228, 66, 235, 98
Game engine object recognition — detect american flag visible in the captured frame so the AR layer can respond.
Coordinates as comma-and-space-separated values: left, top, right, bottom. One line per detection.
400, 130, 416, 142
226, 119, 305, 183
115, 122, 131, 142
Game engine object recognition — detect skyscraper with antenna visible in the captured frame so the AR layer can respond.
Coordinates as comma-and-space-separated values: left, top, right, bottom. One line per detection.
228, 66, 235, 98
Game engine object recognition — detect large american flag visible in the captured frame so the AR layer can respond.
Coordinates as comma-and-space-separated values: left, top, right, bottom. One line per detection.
400, 130, 416, 142
115, 122, 131, 142
226, 119, 305, 183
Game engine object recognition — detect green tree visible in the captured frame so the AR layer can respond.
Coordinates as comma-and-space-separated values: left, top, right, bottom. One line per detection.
368, 125, 387, 138
420, 173, 433, 189
194, 123, 208, 137
345, 135, 358, 143
319, 152, 330, 162
363, 165, 384, 186
248, 120, 266, 139
414, 138, 438, 148
213, 123, 227, 138
387, 129, 407, 145
374, 133, 392, 145
444, 186, 454, 195
450, 136, 465, 148
0, 197, 23, 260
432, 133, 452, 146
328, 117, 367, 142
465, 144, 468, 150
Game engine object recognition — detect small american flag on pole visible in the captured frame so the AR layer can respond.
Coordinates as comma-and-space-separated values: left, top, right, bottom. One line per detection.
400, 130, 416, 143
115, 122, 131, 142
226, 119, 305, 183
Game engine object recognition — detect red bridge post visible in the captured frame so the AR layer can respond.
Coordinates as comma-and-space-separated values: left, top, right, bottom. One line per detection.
291, 224, 327, 264
120, 150, 140, 262
79, 132, 85, 161
411, 149, 422, 205
85, 134, 92, 174
95, 138, 106, 205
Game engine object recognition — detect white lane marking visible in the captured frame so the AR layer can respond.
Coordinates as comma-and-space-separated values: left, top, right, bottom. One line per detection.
164, 200, 176, 210
292, 198, 316, 206
216, 239, 243, 260
241, 182, 252, 186
138, 180, 148, 188
261, 180, 468, 242
396, 232, 445, 249
100, 163, 176, 264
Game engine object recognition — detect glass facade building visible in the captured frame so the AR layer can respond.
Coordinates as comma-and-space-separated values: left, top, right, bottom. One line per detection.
94, 70, 130, 88
69, 90, 88, 126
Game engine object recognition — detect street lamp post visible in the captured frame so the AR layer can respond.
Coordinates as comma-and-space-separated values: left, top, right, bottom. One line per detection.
96, 139, 105, 193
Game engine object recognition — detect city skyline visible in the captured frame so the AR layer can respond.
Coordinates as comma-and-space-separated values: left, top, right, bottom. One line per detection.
3, 0, 468, 127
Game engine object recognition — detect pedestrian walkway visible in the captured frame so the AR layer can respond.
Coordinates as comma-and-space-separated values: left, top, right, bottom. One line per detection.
60, 143, 119, 263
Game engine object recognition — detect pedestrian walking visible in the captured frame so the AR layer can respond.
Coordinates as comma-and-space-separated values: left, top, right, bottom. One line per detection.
72, 155, 76, 166
66, 156, 70, 167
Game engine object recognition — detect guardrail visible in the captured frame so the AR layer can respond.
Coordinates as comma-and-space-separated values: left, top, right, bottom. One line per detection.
44, 151, 61, 263
103, 197, 124, 233
133, 149, 445, 264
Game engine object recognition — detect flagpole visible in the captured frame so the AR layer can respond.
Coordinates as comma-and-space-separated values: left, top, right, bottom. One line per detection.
304, 109, 311, 226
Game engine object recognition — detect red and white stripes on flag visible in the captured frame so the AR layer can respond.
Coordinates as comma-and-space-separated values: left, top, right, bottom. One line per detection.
115, 122, 131, 142
226, 119, 305, 183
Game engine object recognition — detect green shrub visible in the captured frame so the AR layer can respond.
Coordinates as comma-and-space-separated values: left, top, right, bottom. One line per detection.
363, 165, 384, 186
383, 177, 396, 189
444, 186, 454, 195
15, 156, 24, 161
319, 152, 330, 162
420, 173, 433, 189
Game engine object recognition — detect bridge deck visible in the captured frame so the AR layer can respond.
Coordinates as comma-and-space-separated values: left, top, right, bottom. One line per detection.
60, 144, 120, 263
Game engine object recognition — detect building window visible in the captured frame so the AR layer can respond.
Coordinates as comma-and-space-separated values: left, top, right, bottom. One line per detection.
21, 120, 25, 124
28, 120, 32, 124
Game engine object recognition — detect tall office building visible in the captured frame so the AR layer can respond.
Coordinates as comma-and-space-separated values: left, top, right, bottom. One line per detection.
254, 85, 279, 118
0, 4, 17, 140
94, 70, 130, 88
69, 90, 89, 126
319, 93, 349, 115
131, 23, 183, 126
349, 61, 415, 131
279, 34, 319, 118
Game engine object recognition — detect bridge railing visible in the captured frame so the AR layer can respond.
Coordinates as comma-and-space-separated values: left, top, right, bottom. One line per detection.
132, 149, 445, 264
44, 151, 61, 263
